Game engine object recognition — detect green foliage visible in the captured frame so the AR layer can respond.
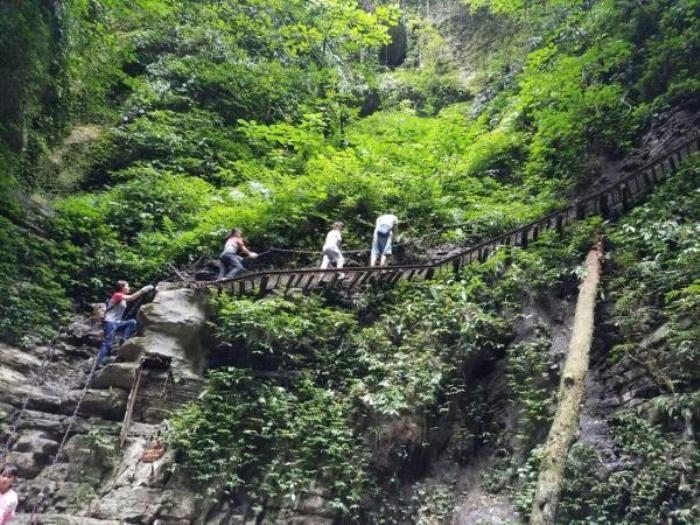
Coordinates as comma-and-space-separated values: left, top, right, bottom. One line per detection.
559, 415, 699, 524
608, 156, 700, 389
0, 217, 71, 346
506, 330, 557, 448
169, 368, 369, 518
351, 279, 508, 417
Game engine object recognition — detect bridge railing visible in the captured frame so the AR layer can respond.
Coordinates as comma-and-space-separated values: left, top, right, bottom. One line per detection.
207, 132, 699, 296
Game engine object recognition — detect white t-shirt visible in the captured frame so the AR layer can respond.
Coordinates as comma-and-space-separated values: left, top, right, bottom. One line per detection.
104, 292, 127, 324
323, 229, 342, 251
0, 489, 18, 523
375, 214, 398, 229
221, 236, 241, 255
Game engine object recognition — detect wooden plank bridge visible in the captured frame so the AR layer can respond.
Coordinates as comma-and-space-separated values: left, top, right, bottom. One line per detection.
203, 132, 699, 296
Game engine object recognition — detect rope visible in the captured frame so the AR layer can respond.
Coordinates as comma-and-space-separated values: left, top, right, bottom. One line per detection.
0, 331, 62, 463
29, 354, 101, 522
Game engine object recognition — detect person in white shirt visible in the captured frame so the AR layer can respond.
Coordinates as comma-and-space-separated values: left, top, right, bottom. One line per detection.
370, 213, 399, 267
320, 221, 345, 270
0, 464, 18, 525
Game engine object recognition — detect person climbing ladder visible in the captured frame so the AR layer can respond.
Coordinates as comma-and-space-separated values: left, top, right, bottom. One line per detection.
97, 281, 154, 369
320, 221, 345, 271
217, 228, 258, 280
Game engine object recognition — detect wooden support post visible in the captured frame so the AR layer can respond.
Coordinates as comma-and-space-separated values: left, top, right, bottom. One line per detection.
258, 276, 269, 297
530, 241, 604, 525
620, 183, 630, 210
599, 194, 609, 219
119, 364, 144, 448
520, 228, 529, 248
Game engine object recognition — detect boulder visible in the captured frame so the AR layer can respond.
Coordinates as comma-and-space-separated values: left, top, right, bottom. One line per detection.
139, 287, 208, 339
90, 363, 138, 390
132, 285, 211, 375
117, 338, 143, 362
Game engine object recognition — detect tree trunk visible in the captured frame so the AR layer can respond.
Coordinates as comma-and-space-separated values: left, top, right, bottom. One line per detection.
530, 241, 604, 525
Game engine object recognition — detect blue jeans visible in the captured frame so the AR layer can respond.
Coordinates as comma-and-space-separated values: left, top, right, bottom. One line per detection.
371, 233, 392, 257
97, 320, 137, 368
218, 252, 246, 279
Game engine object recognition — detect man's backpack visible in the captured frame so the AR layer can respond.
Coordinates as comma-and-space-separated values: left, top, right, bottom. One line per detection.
93, 297, 118, 323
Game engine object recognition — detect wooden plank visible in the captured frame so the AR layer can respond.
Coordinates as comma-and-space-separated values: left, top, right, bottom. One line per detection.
346, 272, 363, 291
390, 270, 405, 285
326, 273, 340, 288
302, 273, 316, 293
284, 273, 297, 295
356, 271, 374, 289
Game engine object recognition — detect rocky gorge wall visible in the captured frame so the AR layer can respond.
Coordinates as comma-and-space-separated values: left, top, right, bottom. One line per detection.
2, 283, 346, 524
1, 285, 210, 524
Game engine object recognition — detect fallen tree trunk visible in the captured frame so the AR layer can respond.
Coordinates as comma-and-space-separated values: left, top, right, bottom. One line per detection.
530, 241, 604, 525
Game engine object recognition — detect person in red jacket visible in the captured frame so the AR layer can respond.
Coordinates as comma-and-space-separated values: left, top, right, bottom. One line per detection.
97, 281, 154, 369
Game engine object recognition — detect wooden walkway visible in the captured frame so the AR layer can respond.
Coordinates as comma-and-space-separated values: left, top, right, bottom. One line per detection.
204, 133, 699, 296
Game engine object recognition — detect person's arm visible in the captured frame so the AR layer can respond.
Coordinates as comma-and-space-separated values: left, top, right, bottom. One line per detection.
123, 285, 155, 302
238, 239, 258, 258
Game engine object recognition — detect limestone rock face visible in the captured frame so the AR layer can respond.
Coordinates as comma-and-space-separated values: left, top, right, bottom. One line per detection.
0, 342, 41, 374
136, 284, 211, 376
0, 286, 339, 523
